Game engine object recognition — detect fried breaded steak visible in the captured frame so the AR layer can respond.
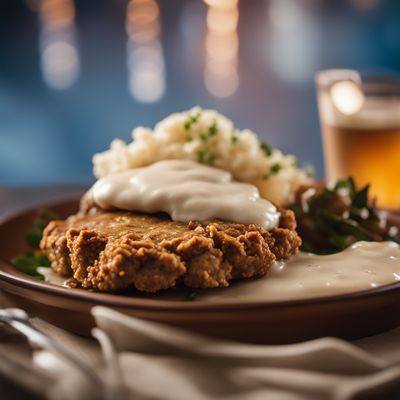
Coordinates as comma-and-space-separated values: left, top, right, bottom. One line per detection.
40, 207, 301, 293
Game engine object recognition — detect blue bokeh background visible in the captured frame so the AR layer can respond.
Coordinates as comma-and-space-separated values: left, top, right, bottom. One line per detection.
1, 0, 400, 185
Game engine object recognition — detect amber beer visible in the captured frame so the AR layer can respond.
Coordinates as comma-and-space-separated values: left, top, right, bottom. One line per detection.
322, 125, 400, 209
316, 70, 400, 210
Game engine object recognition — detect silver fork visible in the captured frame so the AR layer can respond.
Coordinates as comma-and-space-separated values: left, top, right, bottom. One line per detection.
0, 308, 107, 398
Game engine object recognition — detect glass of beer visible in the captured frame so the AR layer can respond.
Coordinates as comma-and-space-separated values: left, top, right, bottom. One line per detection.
316, 69, 400, 210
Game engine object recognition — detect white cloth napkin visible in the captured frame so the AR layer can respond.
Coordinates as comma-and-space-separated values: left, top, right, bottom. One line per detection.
32, 306, 400, 400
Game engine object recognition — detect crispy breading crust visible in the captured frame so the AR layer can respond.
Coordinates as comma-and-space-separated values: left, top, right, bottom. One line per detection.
40, 208, 301, 293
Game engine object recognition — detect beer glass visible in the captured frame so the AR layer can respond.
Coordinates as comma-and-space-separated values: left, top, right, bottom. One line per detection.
316, 69, 400, 210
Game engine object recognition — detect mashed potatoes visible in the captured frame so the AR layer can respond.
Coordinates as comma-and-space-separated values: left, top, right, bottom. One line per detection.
93, 107, 310, 205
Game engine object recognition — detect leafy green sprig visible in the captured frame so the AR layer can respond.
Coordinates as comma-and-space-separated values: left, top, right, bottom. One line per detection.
11, 209, 56, 278
24, 209, 57, 247
290, 177, 400, 254
11, 251, 50, 279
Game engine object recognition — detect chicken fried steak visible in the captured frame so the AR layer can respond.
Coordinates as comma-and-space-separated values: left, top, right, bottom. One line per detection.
40, 208, 301, 293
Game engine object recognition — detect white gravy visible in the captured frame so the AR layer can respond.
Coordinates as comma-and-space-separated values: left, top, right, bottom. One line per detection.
200, 241, 400, 302
40, 241, 400, 303
91, 159, 279, 230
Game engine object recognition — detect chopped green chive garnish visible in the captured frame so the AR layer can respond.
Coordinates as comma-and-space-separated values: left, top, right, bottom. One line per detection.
270, 163, 282, 174
199, 121, 219, 142
200, 133, 208, 142
183, 112, 201, 130
231, 135, 239, 144
263, 163, 282, 179
208, 120, 219, 136
197, 149, 215, 164
260, 142, 272, 157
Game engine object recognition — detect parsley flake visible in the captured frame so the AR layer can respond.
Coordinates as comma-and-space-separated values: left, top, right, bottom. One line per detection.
260, 142, 272, 157
208, 120, 219, 137
183, 112, 201, 130
197, 149, 215, 164
199, 133, 208, 142
263, 163, 282, 179
270, 163, 282, 174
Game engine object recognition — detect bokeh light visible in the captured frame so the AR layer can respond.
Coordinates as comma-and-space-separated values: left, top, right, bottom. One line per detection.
126, 0, 165, 103
37, 0, 80, 90
204, 0, 239, 98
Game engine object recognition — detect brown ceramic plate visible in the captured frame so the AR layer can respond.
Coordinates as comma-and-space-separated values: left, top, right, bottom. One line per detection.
1, 198, 400, 344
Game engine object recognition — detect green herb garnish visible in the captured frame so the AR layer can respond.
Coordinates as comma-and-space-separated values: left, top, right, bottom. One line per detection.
24, 209, 58, 247
24, 228, 44, 248
289, 177, 400, 254
199, 133, 208, 142
208, 120, 219, 137
263, 163, 282, 179
270, 163, 282, 174
260, 142, 272, 157
198, 121, 219, 142
11, 208, 57, 278
11, 251, 50, 279
197, 149, 215, 164
231, 134, 239, 144
183, 112, 201, 130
